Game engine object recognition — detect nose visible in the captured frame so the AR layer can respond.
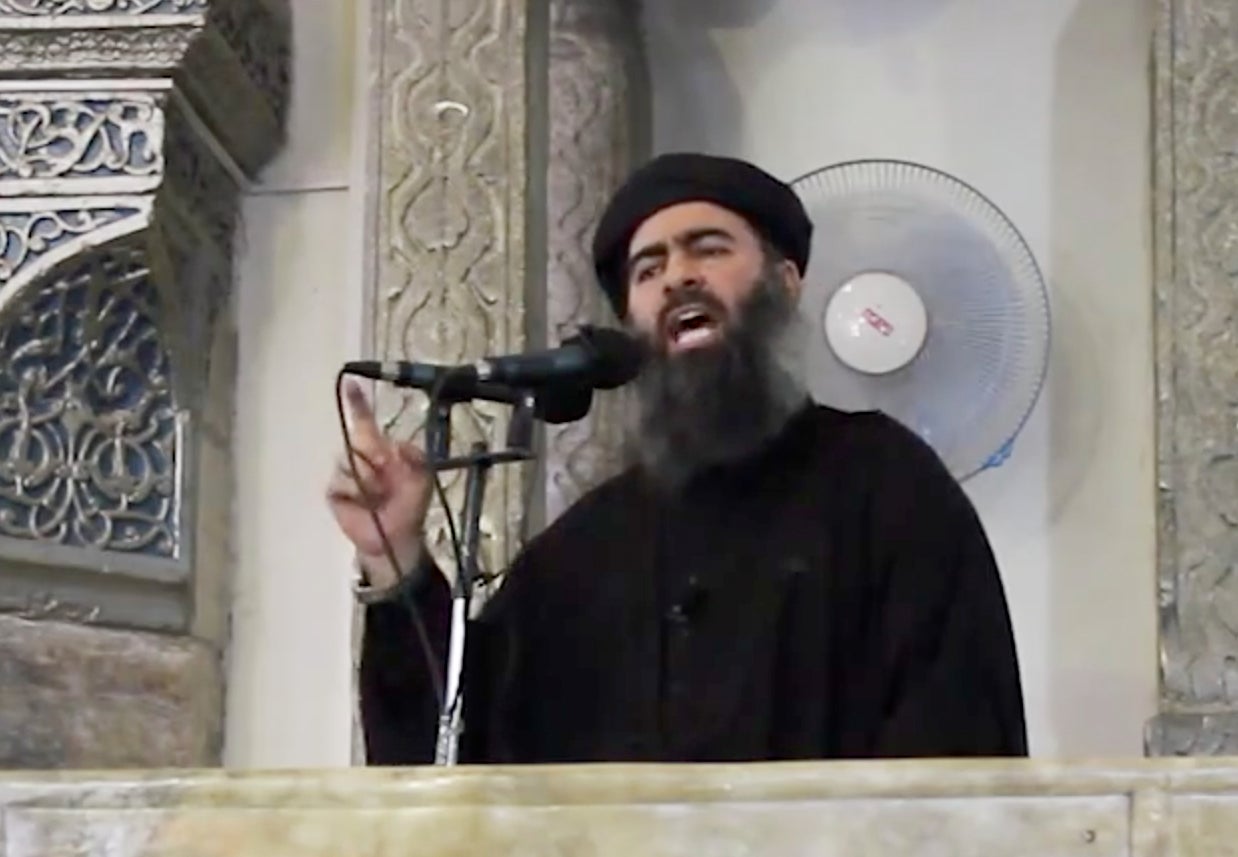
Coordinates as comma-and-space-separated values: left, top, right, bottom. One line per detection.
662, 249, 703, 295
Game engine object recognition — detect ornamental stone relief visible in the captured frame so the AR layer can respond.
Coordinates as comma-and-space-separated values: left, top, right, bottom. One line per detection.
0, 0, 289, 768
1147, 0, 1238, 757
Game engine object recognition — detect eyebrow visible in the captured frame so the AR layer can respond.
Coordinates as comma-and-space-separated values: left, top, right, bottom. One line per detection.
626, 227, 737, 274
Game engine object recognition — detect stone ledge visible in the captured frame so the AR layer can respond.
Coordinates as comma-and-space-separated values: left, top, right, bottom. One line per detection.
4, 759, 1238, 856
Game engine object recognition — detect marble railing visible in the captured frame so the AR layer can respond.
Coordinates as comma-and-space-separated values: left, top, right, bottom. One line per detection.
2, 758, 1237, 856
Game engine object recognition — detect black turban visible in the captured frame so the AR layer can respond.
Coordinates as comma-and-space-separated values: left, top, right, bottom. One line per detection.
591, 152, 813, 318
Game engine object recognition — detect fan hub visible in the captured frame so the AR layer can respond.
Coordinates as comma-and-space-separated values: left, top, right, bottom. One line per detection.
823, 271, 928, 375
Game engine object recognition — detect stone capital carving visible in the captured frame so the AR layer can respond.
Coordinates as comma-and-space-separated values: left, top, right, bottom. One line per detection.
0, 0, 289, 178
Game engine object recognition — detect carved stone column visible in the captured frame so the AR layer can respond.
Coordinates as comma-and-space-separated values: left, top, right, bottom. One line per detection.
361, 0, 647, 571
362, 0, 531, 582
542, 0, 648, 524
0, 0, 289, 768
1145, 0, 1238, 755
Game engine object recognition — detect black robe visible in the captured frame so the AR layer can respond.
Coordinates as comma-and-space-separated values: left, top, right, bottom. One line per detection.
360, 404, 1028, 764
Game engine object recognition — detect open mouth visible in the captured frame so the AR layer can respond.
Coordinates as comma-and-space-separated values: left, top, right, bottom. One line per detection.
664, 303, 724, 350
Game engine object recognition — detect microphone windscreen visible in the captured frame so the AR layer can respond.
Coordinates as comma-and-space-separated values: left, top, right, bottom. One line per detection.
574, 326, 645, 389
536, 383, 594, 424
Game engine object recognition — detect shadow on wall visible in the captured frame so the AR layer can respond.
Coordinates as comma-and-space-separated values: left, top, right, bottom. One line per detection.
642, 0, 956, 157
1045, 0, 1157, 756
652, 0, 956, 38
639, 0, 768, 156
805, 0, 958, 41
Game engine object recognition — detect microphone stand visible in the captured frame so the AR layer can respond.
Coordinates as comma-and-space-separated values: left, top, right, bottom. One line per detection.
426, 387, 537, 766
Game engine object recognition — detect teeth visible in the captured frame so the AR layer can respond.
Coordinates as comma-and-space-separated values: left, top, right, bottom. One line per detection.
675, 326, 715, 346
669, 306, 711, 331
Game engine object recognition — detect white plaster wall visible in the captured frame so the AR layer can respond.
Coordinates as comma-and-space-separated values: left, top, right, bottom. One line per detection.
223, 0, 368, 767
642, 0, 1157, 757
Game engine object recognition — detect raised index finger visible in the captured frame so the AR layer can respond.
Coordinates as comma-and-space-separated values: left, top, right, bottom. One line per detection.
343, 379, 384, 447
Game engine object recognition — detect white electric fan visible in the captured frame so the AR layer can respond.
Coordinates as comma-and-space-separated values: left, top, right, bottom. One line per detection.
791, 159, 1050, 480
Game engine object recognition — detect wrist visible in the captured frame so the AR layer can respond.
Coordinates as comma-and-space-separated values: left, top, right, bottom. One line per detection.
356, 534, 424, 590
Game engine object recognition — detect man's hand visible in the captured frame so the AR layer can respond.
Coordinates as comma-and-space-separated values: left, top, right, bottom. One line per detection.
326, 380, 433, 589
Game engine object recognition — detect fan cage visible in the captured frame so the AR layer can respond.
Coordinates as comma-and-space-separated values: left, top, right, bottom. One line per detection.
789, 159, 1051, 480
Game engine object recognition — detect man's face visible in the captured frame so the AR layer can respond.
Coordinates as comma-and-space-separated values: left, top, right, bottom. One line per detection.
623, 201, 801, 353
619, 202, 810, 490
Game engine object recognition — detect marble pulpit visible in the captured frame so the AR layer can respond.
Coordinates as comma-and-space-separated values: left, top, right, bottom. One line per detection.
3, 758, 1238, 856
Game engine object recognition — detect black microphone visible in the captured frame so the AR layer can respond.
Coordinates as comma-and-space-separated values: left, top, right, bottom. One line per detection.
466, 326, 643, 390
343, 326, 643, 421
344, 363, 593, 425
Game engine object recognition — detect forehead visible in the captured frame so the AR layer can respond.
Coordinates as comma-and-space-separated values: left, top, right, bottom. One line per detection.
627, 201, 757, 256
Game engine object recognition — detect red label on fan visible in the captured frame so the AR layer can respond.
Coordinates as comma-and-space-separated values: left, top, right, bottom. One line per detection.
862, 307, 895, 336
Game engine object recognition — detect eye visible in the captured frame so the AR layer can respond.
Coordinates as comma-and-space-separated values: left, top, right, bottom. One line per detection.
630, 260, 659, 285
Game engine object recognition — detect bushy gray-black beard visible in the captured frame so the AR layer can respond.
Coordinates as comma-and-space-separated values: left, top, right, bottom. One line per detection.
628, 269, 809, 493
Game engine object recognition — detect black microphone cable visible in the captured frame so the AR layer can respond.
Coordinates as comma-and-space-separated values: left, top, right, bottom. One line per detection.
333, 367, 471, 714
423, 370, 469, 723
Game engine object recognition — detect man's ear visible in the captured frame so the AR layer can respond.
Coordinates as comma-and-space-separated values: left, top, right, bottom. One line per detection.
779, 259, 804, 299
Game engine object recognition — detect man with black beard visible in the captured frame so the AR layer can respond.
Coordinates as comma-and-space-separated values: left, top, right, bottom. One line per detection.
328, 153, 1028, 765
